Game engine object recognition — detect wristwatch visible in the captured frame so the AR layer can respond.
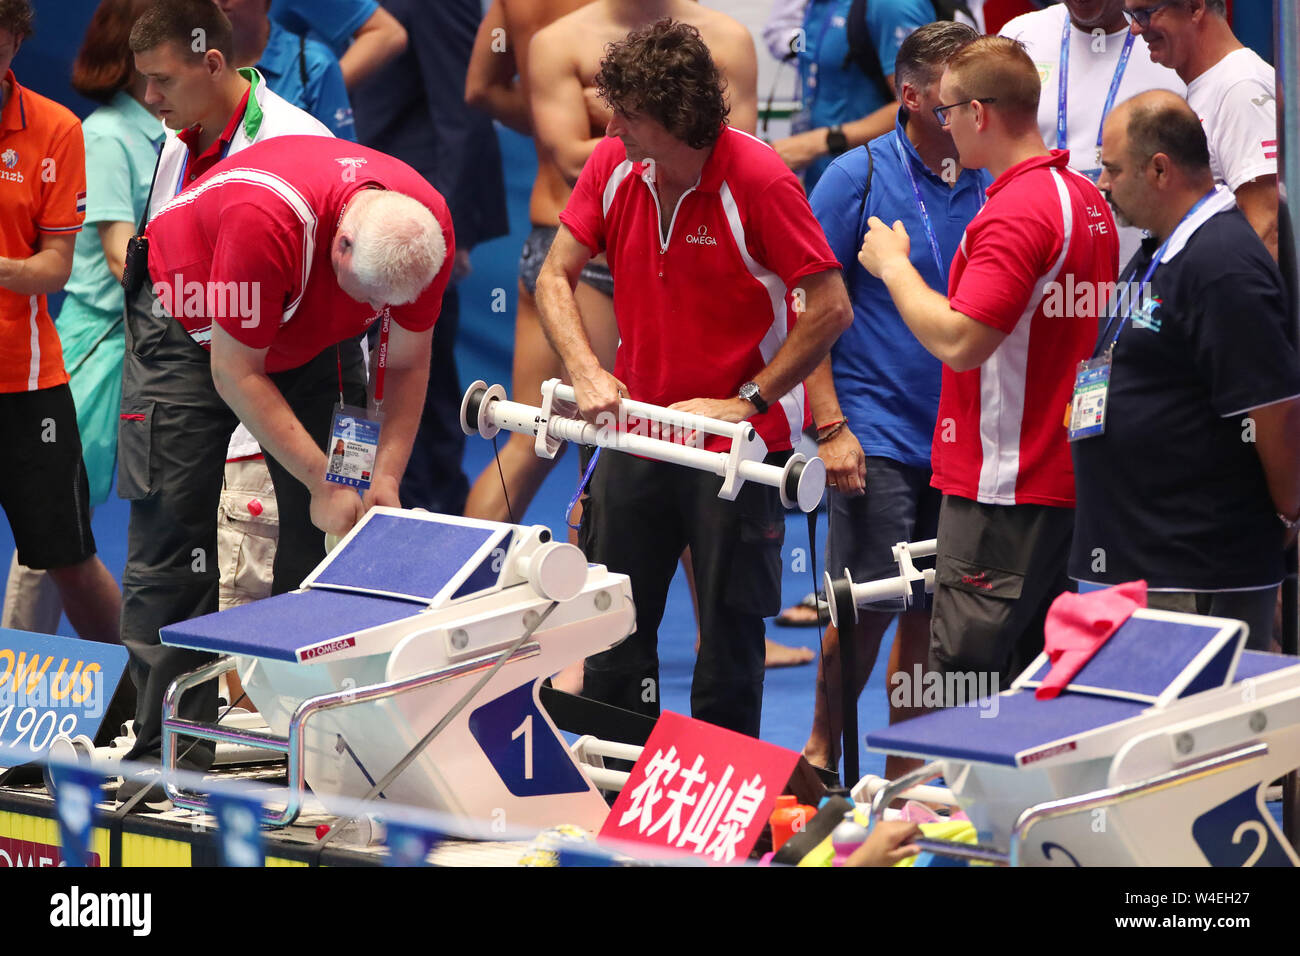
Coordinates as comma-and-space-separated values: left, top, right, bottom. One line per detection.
825, 125, 849, 156
739, 382, 769, 415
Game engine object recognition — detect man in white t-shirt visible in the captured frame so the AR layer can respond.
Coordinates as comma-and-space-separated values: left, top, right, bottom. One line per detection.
1001, 0, 1184, 263
1125, 0, 1277, 258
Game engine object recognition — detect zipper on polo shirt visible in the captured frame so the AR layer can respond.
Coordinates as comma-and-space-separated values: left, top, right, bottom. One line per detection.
643, 169, 700, 275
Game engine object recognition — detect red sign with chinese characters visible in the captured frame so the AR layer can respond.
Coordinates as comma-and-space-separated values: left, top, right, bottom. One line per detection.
600, 711, 800, 864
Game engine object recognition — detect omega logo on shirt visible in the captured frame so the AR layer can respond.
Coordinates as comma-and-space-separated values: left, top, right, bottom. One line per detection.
685, 224, 718, 246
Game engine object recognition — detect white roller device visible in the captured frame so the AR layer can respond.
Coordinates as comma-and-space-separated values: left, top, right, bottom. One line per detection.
824, 538, 936, 629
460, 378, 827, 513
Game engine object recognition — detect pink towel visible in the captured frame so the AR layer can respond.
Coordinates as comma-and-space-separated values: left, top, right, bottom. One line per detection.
1036, 581, 1147, 700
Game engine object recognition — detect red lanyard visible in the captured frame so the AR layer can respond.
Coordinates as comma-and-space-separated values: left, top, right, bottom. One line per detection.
373, 309, 391, 407
337, 308, 391, 410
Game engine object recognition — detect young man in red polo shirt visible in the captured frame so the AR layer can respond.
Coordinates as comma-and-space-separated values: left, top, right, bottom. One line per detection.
116, 135, 453, 803
860, 36, 1119, 690
536, 20, 852, 737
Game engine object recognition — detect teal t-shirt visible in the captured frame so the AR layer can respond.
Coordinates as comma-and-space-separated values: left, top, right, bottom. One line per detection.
62, 92, 163, 315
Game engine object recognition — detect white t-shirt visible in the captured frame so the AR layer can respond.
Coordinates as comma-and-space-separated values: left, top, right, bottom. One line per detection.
1001, 5, 1185, 264
1186, 46, 1277, 193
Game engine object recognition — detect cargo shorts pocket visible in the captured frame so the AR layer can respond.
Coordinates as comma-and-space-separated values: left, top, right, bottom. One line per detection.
117, 401, 156, 499
935, 554, 1024, 601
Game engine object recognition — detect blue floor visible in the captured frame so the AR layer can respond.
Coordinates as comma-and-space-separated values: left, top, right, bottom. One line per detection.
0, 125, 894, 782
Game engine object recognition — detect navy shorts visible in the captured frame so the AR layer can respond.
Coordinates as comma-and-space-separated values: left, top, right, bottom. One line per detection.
518, 225, 615, 297
825, 456, 940, 612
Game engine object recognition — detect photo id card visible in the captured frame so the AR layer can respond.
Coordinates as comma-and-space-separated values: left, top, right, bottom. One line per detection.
1068, 355, 1111, 442
325, 404, 382, 490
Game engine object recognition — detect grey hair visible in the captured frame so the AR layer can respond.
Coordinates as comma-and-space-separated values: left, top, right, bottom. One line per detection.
349, 191, 446, 306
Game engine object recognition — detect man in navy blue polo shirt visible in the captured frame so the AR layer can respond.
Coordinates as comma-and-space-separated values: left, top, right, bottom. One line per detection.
803, 20, 987, 771
1073, 89, 1300, 648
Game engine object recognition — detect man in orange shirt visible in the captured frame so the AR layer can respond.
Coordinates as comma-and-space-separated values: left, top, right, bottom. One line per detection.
0, 0, 131, 743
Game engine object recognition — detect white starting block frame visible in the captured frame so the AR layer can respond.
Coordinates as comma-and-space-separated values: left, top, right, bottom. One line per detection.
460, 378, 827, 513
866, 609, 1300, 866
158, 508, 635, 832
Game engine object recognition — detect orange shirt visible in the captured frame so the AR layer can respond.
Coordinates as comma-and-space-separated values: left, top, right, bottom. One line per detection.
0, 70, 86, 393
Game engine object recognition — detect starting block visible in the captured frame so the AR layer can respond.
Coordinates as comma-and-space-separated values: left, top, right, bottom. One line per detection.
157, 508, 635, 831
867, 608, 1300, 866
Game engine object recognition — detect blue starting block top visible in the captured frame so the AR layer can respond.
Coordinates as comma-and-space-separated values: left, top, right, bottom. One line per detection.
161, 589, 427, 662
305, 512, 512, 605
869, 610, 1251, 767
867, 692, 1147, 767
1016, 609, 1242, 704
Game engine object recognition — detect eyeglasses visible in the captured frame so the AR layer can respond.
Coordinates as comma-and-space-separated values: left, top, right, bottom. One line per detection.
1122, 1, 1184, 29
933, 97, 998, 126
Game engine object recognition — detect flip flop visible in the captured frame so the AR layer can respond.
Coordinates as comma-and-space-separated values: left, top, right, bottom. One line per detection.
773, 592, 828, 628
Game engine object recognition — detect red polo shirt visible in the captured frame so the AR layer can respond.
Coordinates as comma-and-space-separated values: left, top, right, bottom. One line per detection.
935, 149, 1119, 507
561, 127, 839, 453
145, 136, 454, 372
174, 86, 250, 190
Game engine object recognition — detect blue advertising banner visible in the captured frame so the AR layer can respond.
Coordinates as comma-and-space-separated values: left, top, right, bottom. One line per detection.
0, 628, 128, 763
48, 762, 104, 867
384, 821, 442, 867
210, 792, 266, 868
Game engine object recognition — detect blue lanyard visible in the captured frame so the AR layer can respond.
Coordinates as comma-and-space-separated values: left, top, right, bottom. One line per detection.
1057, 17, 1136, 155
1096, 188, 1218, 353
893, 136, 984, 283
565, 447, 601, 531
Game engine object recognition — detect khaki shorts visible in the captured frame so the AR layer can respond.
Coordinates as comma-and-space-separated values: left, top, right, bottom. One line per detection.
218, 458, 279, 611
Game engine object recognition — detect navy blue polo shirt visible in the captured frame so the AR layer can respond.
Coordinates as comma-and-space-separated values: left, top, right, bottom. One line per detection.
809, 110, 991, 470
1069, 190, 1300, 591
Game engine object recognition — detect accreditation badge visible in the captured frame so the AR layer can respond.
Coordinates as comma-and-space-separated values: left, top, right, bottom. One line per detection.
1068, 354, 1111, 442
324, 403, 382, 490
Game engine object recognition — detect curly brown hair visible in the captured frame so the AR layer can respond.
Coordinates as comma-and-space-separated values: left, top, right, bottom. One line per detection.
594, 19, 728, 150
0, 0, 33, 39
